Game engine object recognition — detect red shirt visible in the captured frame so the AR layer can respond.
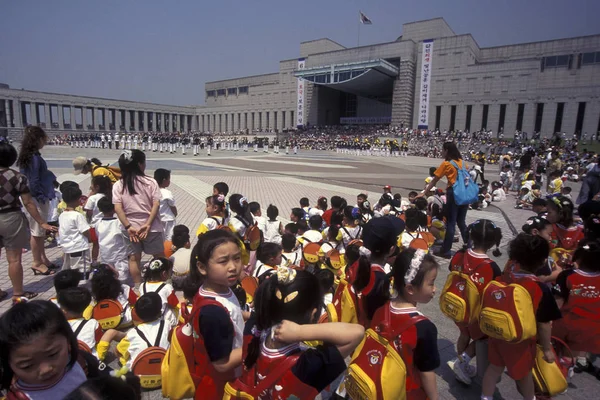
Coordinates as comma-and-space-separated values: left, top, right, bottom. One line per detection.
322, 209, 334, 226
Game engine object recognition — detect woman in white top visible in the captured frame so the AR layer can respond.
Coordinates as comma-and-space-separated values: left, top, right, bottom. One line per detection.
264, 204, 283, 244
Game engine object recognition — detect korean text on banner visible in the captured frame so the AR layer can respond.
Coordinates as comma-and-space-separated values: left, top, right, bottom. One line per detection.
297, 58, 306, 128
418, 40, 434, 130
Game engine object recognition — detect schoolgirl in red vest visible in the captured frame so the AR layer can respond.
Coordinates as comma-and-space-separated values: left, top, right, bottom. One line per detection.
546, 195, 584, 253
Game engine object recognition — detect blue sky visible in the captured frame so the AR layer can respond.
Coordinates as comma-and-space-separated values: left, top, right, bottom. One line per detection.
0, 0, 597, 106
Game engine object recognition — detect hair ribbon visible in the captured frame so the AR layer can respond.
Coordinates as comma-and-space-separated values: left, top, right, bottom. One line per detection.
404, 249, 426, 284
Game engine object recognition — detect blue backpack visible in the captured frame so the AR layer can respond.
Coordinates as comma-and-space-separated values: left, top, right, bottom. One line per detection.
450, 160, 479, 205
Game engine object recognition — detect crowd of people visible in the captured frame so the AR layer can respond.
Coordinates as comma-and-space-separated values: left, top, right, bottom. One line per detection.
0, 125, 599, 400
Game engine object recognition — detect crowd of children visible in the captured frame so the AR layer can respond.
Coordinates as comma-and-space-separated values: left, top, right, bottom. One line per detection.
0, 144, 599, 400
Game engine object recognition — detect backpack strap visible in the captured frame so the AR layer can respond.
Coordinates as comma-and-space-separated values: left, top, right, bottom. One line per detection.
383, 304, 428, 339
154, 320, 166, 347
155, 282, 167, 294
210, 217, 222, 226
236, 215, 250, 228
74, 319, 89, 338
135, 326, 153, 348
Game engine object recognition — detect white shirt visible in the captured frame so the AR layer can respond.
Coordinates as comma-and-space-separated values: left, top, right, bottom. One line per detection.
159, 188, 176, 222
58, 210, 90, 253
69, 318, 101, 354
123, 319, 171, 369
308, 208, 324, 217
96, 217, 129, 265
264, 220, 282, 244
170, 247, 192, 275
254, 215, 267, 233
139, 281, 178, 327
299, 230, 323, 243
84, 193, 105, 227
492, 188, 506, 202
280, 251, 300, 267
341, 225, 362, 247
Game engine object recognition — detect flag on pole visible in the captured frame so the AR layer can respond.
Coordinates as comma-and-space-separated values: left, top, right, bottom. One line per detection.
359, 11, 372, 25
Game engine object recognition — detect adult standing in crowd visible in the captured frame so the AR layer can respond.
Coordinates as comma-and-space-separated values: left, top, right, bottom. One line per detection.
112, 149, 163, 285
72, 156, 120, 183
0, 138, 57, 303
16, 126, 58, 275
418, 141, 469, 259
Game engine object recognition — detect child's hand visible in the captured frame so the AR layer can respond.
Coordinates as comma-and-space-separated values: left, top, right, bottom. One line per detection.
273, 320, 303, 343
542, 349, 556, 364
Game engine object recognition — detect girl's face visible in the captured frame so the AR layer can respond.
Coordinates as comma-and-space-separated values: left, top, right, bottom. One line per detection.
198, 241, 242, 292
205, 199, 217, 216
407, 268, 438, 304
534, 225, 553, 242
138, 161, 146, 173
9, 333, 70, 386
290, 213, 298, 222
546, 206, 559, 224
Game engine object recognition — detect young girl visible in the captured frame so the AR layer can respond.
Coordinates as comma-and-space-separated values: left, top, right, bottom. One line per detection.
91, 264, 137, 328
546, 195, 584, 268
84, 175, 113, 265
428, 202, 446, 244
239, 268, 364, 398
253, 242, 282, 281
308, 196, 327, 217
318, 224, 344, 262
373, 248, 440, 400
399, 208, 428, 250
552, 240, 600, 373
446, 220, 502, 386
189, 230, 245, 399
520, 216, 561, 283
264, 204, 283, 245
340, 206, 363, 248
228, 193, 255, 270
138, 257, 180, 327
196, 194, 228, 237
0, 301, 87, 399
169, 225, 192, 290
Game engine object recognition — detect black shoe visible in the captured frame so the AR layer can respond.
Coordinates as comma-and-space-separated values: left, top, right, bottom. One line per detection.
433, 250, 452, 259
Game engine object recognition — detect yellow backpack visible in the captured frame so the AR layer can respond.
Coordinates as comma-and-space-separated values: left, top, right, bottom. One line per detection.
344, 305, 426, 400
326, 278, 360, 325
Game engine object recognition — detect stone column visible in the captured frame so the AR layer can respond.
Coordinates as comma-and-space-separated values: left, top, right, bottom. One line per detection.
92, 108, 99, 130
82, 106, 88, 130
70, 105, 76, 129
504, 103, 518, 135
582, 101, 600, 139
454, 104, 466, 132
125, 110, 131, 131
42, 103, 50, 129
562, 102, 578, 136
391, 59, 416, 127
487, 103, 500, 134
471, 103, 483, 131
152, 112, 157, 131
542, 102, 558, 136
13, 100, 23, 128
184, 115, 188, 132
58, 105, 64, 129
439, 106, 450, 131
132, 111, 138, 131
522, 103, 536, 135
30, 102, 38, 126
5, 99, 12, 127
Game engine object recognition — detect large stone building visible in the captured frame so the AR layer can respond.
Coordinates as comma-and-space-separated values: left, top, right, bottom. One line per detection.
2, 18, 600, 138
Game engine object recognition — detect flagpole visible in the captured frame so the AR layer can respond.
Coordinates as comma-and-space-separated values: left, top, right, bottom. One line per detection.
357, 10, 361, 47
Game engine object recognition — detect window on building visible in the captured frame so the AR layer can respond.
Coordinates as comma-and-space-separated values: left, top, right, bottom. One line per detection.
467, 78, 476, 94
482, 104, 489, 130
498, 104, 506, 133
534, 103, 544, 133
435, 80, 445, 95
501, 76, 510, 93
451, 79, 459, 95
519, 75, 530, 91
217, 89, 226, 96
227, 88, 237, 96
516, 103, 525, 131
206, 90, 216, 97
449, 105, 456, 131
483, 77, 492, 93
465, 105, 472, 132
238, 86, 249, 94
544, 55, 570, 68
582, 51, 600, 65
435, 106, 441, 130
554, 103, 565, 133
575, 102, 586, 135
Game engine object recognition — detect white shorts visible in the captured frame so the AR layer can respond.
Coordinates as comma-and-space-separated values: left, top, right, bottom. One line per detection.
24, 199, 49, 238
163, 220, 176, 241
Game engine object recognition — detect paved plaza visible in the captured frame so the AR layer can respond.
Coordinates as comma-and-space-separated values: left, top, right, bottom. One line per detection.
0, 145, 596, 399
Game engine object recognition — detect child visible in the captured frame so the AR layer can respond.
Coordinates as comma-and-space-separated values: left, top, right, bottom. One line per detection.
299, 215, 324, 243
116, 293, 170, 370
154, 168, 177, 241
91, 264, 137, 328
447, 220, 502, 385
481, 234, 562, 400
491, 181, 506, 202
213, 181, 230, 215
399, 208, 427, 249
51, 269, 84, 307
84, 175, 112, 265
547, 170, 563, 195
546, 195, 584, 251
280, 233, 300, 267
169, 225, 192, 290
552, 241, 600, 372
95, 197, 130, 283
0, 301, 87, 398
561, 186, 572, 201
264, 204, 283, 245
228, 193, 255, 270
300, 197, 311, 220
290, 207, 305, 224
240, 268, 365, 398
308, 196, 327, 217
520, 216, 561, 283
531, 198, 548, 216
428, 203, 446, 244
500, 164, 512, 192
188, 230, 245, 399
322, 196, 346, 227
425, 166, 437, 187
340, 206, 363, 247
408, 191, 419, 204
139, 257, 179, 327
249, 201, 266, 233
253, 242, 282, 280
373, 248, 440, 400
59, 185, 91, 274
196, 194, 228, 237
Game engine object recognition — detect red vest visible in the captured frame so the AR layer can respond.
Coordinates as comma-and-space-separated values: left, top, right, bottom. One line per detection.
561, 269, 600, 320
551, 224, 584, 251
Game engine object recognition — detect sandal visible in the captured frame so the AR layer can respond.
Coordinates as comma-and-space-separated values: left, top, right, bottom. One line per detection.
30, 265, 56, 276
12, 292, 38, 305
47, 263, 61, 270
0, 290, 8, 302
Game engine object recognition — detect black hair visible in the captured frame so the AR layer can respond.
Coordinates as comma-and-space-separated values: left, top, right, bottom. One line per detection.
317, 196, 328, 210
547, 195, 574, 227
299, 197, 309, 207
189, 230, 241, 284
134, 293, 163, 322
584, 215, 600, 241
206, 194, 227, 218
404, 208, 427, 232
16, 126, 47, 170
244, 270, 322, 369
562, 186, 572, 194
291, 207, 305, 221
342, 205, 360, 224
520, 187, 530, 194
266, 204, 279, 221
57, 287, 92, 315
357, 193, 368, 200
91, 175, 113, 200
296, 220, 308, 234
549, 170, 561, 178
0, 141, 18, 168
59, 180, 80, 195
408, 191, 418, 198
308, 215, 323, 230
118, 149, 146, 195
327, 224, 341, 241
143, 257, 172, 282
172, 225, 190, 249
248, 201, 261, 215
429, 202, 444, 220
213, 182, 229, 196
284, 222, 298, 235
522, 216, 551, 235
97, 196, 115, 214
469, 219, 503, 256
344, 241, 361, 274
330, 212, 344, 227
572, 240, 600, 273
414, 197, 428, 211
257, 242, 282, 264
153, 168, 171, 186
508, 233, 550, 272
63, 375, 142, 400
330, 196, 344, 209
0, 300, 78, 390
393, 193, 402, 200
429, 166, 437, 176
442, 141, 462, 161
281, 233, 296, 252
392, 249, 439, 295
531, 184, 541, 190
91, 264, 123, 301
531, 198, 547, 208
315, 268, 335, 296
54, 269, 83, 292
181, 276, 201, 302
63, 186, 83, 204
229, 193, 253, 224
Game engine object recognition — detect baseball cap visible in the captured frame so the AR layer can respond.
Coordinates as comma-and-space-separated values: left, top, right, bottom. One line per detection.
72, 157, 88, 175
362, 216, 405, 251
383, 185, 392, 190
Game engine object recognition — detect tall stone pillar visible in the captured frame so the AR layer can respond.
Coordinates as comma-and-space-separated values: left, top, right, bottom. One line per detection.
30, 102, 38, 126
125, 110, 131, 131
93, 108, 99, 130
5, 99, 12, 127
504, 103, 518, 136
152, 112, 157, 131
133, 111, 139, 131
58, 105, 64, 129
487, 103, 500, 134
583, 101, 600, 139
184, 115, 188, 132
542, 102, 558, 136
70, 105, 76, 129
522, 103, 535, 135
82, 106, 88, 130
43, 104, 51, 129
391, 59, 416, 127
471, 103, 483, 131
562, 102, 578, 135
439, 106, 450, 131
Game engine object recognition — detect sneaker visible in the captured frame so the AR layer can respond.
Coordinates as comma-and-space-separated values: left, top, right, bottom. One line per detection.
452, 360, 472, 385
446, 357, 458, 370
465, 363, 477, 378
